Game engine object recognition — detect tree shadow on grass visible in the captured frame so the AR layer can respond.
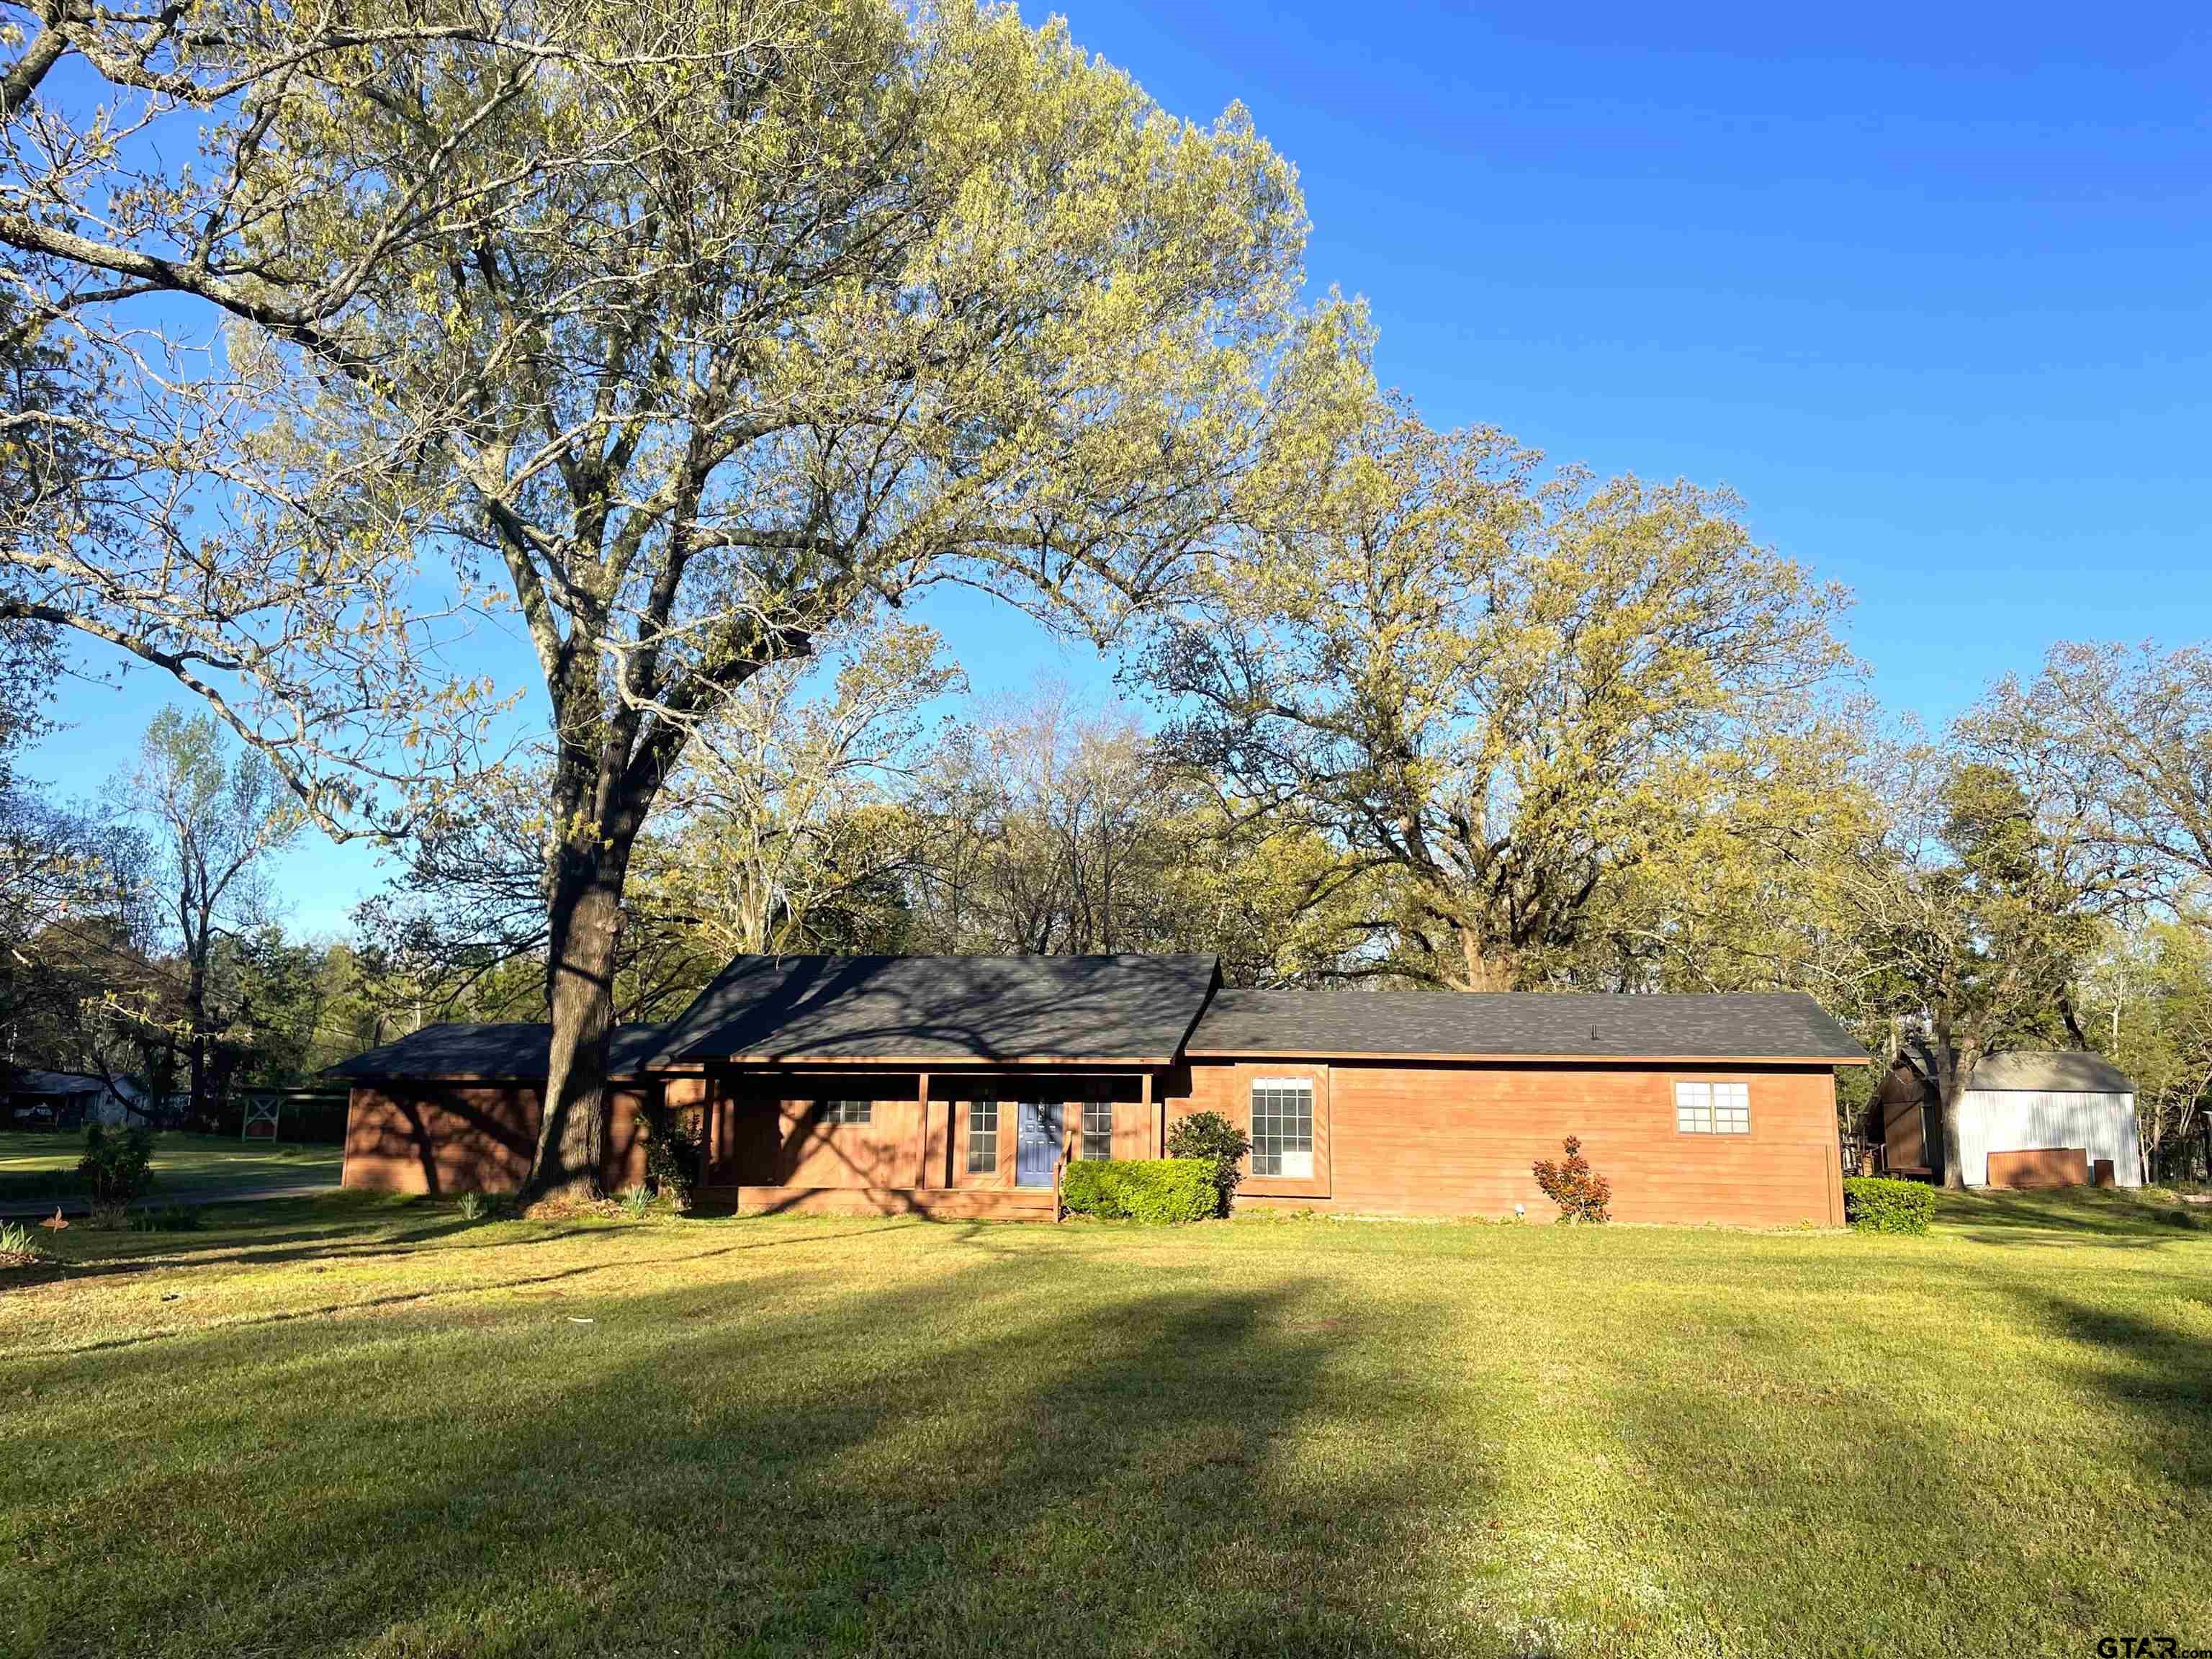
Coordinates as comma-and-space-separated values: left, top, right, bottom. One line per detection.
33, 1195, 744, 1281
7, 1246, 1503, 1659
2005, 1286, 2212, 1492
9, 1221, 937, 1363
1601, 1269, 2212, 1658
1934, 1185, 2207, 1247
39, 1200, 1004, 1285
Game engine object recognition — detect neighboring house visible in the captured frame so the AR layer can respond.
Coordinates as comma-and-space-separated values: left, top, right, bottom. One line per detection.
1874, 1046, 2142, 1190
330, 954, 1869, 1226
0, 1067, 152, 1130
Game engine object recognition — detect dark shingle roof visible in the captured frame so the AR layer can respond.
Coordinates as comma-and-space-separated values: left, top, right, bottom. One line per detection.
325, 1022, 666, 1081
1967, 1051, 2134, 1093
1, 1068, 111, 1097
1187, 989, 1867, 1063
652, 954, 1220, 1066
328, 968, 1867, 1076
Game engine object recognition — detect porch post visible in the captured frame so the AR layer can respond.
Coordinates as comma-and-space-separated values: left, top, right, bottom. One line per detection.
1144, 1070, 1159, 1157
914, 1071, 932, 1189
701, 1074, 718, 1184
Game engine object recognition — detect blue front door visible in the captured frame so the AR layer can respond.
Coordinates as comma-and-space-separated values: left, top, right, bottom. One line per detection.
1016, 1102, 1063, 1187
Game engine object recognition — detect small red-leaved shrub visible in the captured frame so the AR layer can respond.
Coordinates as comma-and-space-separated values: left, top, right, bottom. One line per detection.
1531, 1136, 1612, 1223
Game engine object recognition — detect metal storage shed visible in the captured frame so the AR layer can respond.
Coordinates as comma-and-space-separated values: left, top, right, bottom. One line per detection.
1956, 1051, 2143, 1189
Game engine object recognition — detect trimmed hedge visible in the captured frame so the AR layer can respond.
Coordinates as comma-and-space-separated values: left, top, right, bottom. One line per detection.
1843, 1176, 1935, 1235
1059, 1158, 1216, 1225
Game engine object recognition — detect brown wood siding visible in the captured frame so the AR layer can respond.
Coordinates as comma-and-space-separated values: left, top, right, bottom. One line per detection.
706, 1071, 1151, 1193
1166, 1059, 1844, 1226
701, 1074, 923, 1189
1875, 1059, 1931, 1169
341, 1081, 649, 1195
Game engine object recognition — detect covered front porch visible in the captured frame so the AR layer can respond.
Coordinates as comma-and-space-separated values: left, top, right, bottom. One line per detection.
690, 1065, 1171, 1219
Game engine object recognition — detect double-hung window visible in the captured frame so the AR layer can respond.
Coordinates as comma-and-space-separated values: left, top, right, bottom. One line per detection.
1081, 1100, 1114, 1160
1675, 1081, 1749, 1134
821, 1099, 873, 1126
967, 1097, 999, 1173
1250, 1079, 1314, 1179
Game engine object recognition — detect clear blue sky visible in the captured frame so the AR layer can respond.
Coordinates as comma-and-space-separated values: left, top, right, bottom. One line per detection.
28, 0, 2212, 935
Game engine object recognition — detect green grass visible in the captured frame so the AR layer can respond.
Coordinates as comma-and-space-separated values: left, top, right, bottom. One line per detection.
0, 1130, 342, 1205
2, 1187, 2208, 1658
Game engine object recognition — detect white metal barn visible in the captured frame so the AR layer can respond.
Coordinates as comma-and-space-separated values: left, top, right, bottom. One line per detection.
1956, 1051, 2143, 1189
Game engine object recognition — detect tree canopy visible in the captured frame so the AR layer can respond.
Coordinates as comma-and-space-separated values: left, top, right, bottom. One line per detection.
1141, 396, 1854, 991
4, 0, 2208, 1192
3, 0, 1352, 1191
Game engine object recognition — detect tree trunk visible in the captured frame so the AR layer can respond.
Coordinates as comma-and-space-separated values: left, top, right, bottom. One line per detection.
1930, 1028, 1977, 1191
187, 1030, 208, 1127
527, 837, 629, 1201
1456, 927, 1516, 992
186, 943, 211, 1126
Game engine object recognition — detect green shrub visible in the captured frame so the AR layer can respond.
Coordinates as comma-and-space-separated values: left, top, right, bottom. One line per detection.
1164, 1111, 1251, 1215
1060, 1159, 1216, 1225
1843, 1177, 1934, 1235
78, 1124, 156, 1206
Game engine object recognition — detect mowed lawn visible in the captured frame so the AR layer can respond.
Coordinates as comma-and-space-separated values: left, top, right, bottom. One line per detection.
0, 1131, 343, 1206
3, 1190, 2208, 1658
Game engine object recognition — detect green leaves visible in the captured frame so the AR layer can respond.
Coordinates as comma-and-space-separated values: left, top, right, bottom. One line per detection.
1143, 395, 1856, 989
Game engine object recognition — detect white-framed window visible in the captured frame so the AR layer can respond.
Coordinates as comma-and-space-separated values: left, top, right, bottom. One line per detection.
1676, 1081, 1749, 1134
1251, 1079, 1314, 1179
967, 1097, 999, 1173
1082, 1100, 1114, 1160
1713, 1082, 1749, 1134
821, 1099, 873, 1126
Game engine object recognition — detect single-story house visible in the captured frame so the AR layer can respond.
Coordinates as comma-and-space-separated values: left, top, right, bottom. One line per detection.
1874, 1045, 2143, 1189
331, 954, 1869, 1225
1, 1066, 152, 1130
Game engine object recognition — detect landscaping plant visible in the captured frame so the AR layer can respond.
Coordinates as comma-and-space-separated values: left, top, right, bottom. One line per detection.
638, 1103, 700, 1211
0, 1220, 44, 1266
76, 1125, 156, 1208
1532, 1136, 1613, 1223
1843, 1177, 1935, 1234
1164, 1112, 1252, 1216
1058, 1159, 1216, 1224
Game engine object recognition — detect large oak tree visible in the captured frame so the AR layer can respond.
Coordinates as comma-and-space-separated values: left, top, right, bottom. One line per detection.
1141, 396, 1853, 991
1, 0, 1339, 1193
